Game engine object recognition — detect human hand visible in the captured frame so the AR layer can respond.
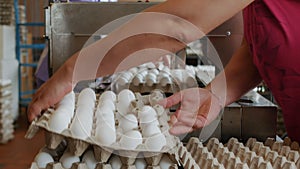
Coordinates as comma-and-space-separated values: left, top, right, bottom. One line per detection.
160, 88, 223, 135
27, 67, 73, 122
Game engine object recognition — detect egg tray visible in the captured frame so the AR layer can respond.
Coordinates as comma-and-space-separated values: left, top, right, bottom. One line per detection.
177, 137, 300, 169
0, 128, 14, 144
0, 101, 12, 112
0, 110, 13, 121
26, 90, 180, 161
0, 120, 14, 130
30, 162, 179, 169
111, 63, 198, 94
30, 145, 179, 169
0, 98, 14, 143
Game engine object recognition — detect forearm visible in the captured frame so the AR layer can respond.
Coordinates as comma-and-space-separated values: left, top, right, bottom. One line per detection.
207, 38, 262, 106
62, 0, 254, 84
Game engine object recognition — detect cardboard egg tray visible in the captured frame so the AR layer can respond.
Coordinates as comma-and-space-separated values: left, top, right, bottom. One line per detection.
111, 63, 198, 94
0, 114, 14, 129
26, 89, 181, 168
177, 137, 300, 169
30, 146, 179, 169
0, 128, 14, 143
0, 79, 14, 143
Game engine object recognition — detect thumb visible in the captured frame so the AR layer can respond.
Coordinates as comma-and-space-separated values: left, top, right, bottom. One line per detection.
158, 92, 182, 108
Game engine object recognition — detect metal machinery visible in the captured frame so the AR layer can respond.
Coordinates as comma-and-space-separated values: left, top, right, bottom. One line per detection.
45, 2, 277, 143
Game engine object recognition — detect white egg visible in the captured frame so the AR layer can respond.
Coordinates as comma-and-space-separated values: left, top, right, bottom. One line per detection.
75, 105, 94, 118
82, 150, 97, 169
145, 133, 167, 151
95, 123, 116, 146
117, 89, 135, 102
58, 91, 75, 108
128, 67, 138, 75
132, 74, 144, 86
96, 117, 116, 131
97, 99, 115, 111
55, 105, 75, 118
99, 91, 117, 103
59, 151, 80, 169
157, 72, 169, 80
116, 89, 136, 115
119, 130, 143, 150
109, 155, 122, 169
138, 106, 157, 119
116, 103, 131, 117
48, 111, 70, 133
138, 106, 158, 127
121, 71, 133, 80
78, 88, 96, 104
157, 72, 172, 87
139, 115, 158, 127
140, 119, 160, 129
77, 98, 96, 111
78, 107, 94, 121
135, 158, 147, 169
138, 69, 148, 76
116, 76, 129, 86
69, 115, 92, 139
159, 155, 173, 169
142, 124, 161, 138
149, 69, 159, 75
145, 73, 157, 86
160, 76, 172, 87
95, 107, 115, 125
118, 114, 138, 133
82, 150, 98, 169
34, 152, 54, 168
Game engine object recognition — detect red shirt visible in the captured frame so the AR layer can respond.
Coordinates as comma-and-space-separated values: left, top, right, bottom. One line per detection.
243, 0, 300, 141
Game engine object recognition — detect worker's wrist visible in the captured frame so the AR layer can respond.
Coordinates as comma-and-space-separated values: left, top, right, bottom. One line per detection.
205, 86, 226, 108
56, 60, 76, 90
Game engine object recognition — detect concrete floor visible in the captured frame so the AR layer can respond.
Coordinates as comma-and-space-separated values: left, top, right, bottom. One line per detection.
0, 113, 45, 169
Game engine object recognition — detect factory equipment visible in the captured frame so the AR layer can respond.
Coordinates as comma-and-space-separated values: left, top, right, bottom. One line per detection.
45, 2, 243, 74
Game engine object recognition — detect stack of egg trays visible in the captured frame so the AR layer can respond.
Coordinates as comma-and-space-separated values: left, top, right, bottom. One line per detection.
112, 63, 198, 94
0, 79, 14, 143
26, 90, 181, 169
177, 137, 300, 169
0, 0, 13, 25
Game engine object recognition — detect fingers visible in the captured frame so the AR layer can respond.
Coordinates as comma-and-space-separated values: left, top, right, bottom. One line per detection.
167, 92, 221, 136
27, 92, 51, 122
172, 109, 197, 126
169, 123, 193, 135
168, 115, 192, 135
159, 92, 182, 108
27, 101, 42, 122
168, 109, 208, 135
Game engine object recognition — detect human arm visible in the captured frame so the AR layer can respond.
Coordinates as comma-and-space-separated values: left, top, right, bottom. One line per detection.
163, 38, 262, 135
27, 0, 254, 121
